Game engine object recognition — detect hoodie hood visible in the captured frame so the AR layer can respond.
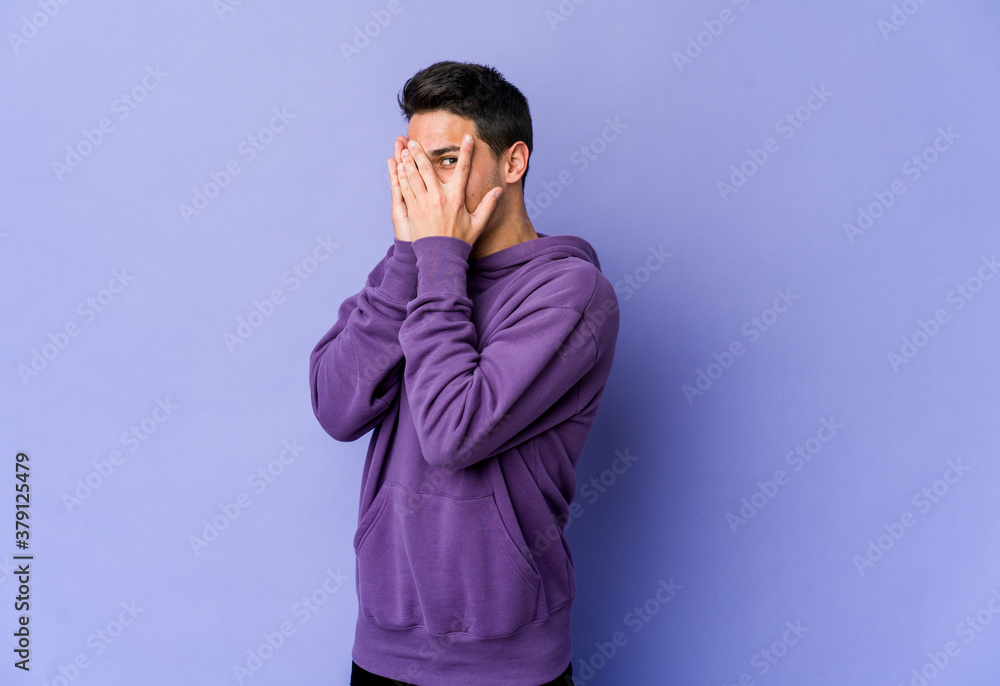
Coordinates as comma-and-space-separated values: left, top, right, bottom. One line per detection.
468, 232, 603, 280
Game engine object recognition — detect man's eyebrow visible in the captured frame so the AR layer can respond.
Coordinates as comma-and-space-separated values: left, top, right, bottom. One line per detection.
428, 145, 461, 157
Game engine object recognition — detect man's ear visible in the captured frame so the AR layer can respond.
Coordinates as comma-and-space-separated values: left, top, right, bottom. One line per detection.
503, 142, 529, 185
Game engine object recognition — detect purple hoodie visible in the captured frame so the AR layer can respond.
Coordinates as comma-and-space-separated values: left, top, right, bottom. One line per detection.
309, 232, 619, 686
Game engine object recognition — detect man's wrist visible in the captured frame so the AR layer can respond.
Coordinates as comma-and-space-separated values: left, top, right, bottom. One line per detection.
411, 236, 473, 298
376, 239, 418, 302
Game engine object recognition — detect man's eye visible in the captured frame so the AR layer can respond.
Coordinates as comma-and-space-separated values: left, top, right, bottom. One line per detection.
441, 157, 458, 167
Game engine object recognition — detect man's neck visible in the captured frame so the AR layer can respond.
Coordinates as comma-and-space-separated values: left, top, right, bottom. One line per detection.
470, 205, 538, 261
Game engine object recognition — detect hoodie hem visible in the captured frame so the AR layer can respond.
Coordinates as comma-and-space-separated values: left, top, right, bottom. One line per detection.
352, 600, 573, 686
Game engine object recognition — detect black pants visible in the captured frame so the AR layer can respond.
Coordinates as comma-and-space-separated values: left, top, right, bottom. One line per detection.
351, 660, 573, 685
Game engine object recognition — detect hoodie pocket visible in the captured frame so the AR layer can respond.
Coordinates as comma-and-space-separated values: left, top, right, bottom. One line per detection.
355, 483, 541, 638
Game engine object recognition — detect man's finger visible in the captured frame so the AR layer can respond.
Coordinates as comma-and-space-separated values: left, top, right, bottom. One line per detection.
388, 158, 406, 210
470, 186, 503, 235
454, 134, 474, 192
404, 140, 436, 192
394, 136, 408, 166
400, 147, 426, 194
396, 160, 417, 203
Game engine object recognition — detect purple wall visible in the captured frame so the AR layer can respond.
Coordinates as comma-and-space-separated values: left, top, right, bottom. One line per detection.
3, 0, 999, 684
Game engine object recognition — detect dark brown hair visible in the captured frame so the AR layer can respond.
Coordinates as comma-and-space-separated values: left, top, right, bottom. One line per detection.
398, 61, 532, 189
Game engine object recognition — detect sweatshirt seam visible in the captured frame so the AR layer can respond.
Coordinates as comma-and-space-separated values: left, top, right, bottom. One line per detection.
361, 594, 573, 640
381, 480, 494, 500
582, 271, 602, 352
372, 263, 416, 307
576, 275, 602, 413
370, 285, 412, 308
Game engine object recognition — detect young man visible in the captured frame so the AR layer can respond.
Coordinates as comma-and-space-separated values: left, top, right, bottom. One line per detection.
309, 61, 619, 686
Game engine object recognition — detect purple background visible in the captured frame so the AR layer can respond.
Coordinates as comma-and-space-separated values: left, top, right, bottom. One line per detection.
3, 1, 999, 684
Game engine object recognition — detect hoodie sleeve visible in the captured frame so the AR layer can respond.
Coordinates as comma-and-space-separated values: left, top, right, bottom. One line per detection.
309, 239, 417, 442
399, 235, 612, 470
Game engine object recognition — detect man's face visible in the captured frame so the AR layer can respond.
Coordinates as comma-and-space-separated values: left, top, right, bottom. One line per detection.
405, 110, 504, 218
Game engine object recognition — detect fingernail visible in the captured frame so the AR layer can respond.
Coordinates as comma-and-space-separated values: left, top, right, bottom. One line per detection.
401, 148, 409, 156
464, 134, 473, 144
407, 140, 416, 148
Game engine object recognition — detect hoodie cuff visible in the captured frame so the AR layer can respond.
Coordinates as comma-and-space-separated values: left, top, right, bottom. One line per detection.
376, 239, 418, 302
411, 236, 473, 298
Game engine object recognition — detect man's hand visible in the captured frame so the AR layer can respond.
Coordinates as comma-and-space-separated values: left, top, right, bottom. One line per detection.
387, 135, 412, 242
394, 134, 503, 246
